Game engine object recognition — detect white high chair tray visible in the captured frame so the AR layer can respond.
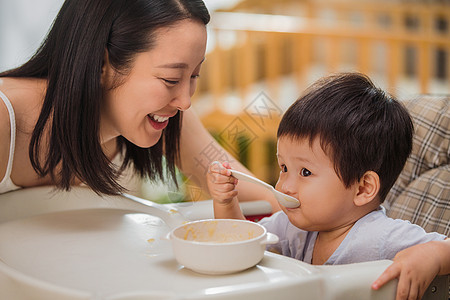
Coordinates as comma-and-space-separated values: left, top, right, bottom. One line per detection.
0, 187, 394, 300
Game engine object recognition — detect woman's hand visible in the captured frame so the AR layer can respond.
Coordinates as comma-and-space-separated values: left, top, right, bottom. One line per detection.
372, 241, 445, 300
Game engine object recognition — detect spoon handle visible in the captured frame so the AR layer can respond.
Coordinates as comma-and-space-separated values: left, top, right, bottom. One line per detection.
230, 170, 300, 208
229, 170, 274, 190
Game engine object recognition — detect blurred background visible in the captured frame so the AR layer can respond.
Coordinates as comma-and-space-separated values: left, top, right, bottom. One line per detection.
1, 0, 449, 202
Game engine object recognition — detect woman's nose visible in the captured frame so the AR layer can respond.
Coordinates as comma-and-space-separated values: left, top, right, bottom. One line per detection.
172, 94, 191, 111
171, 82, 193, 111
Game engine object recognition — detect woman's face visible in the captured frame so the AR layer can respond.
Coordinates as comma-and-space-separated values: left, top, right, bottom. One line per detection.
101, 19, 207, 147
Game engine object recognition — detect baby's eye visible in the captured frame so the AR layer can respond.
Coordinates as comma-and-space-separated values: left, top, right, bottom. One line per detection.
280, 164, 288, 173
300, 168, 311, 177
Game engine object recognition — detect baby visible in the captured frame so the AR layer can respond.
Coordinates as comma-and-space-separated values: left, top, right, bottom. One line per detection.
207, 72, 449, 300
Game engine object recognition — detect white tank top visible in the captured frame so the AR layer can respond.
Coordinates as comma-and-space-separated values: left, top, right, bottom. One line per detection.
0, 89, 21, 193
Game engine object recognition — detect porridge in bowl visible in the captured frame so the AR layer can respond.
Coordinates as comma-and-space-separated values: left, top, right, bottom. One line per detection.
169, 219, 278, 274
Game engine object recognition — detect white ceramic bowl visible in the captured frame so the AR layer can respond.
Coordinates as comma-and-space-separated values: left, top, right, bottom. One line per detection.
169, 219, 279, 275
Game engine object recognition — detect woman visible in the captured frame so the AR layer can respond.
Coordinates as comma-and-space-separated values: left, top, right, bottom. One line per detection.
0, 0, 279, 210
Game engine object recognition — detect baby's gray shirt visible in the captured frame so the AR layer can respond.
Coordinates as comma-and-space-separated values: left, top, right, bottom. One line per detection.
258, 206, 447, 264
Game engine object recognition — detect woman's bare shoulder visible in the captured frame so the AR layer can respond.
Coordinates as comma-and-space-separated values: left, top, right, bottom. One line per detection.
0, 92, 10, 130
0, 90, 12, 181
0, 77, 45, 129
0, 77, 45, 181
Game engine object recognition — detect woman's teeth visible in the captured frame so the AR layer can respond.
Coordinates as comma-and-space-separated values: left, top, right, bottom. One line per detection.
149, 114, 169, 123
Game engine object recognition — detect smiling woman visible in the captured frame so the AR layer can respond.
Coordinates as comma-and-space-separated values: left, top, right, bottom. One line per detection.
0, 0, 210, 195
0, 0, 279, 212
100, 19, 207, 149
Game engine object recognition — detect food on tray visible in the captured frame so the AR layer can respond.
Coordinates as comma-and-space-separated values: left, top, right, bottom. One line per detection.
180, 221, 256, 243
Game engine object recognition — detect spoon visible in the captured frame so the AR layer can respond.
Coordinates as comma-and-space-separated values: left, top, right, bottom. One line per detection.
229, 169, 300, 208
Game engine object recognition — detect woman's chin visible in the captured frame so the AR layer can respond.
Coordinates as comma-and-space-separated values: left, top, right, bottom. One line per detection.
127, 133, 162, 148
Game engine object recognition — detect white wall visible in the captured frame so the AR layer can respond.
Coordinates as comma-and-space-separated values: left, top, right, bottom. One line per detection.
0, 0, 237, 72
0, 0, 63, 72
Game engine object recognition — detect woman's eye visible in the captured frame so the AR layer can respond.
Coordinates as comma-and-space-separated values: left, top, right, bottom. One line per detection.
191, 74, 200, 80
162, 79, 179, 85
280, 165, 288, 173
300, 168, 312, 177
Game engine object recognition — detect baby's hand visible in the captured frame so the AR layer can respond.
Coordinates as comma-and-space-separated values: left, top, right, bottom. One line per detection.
372, 242, 441, 300
206, 161, 238, 205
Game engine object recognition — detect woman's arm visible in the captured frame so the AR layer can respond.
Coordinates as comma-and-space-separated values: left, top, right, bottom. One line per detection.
0, 98, 10, 182
178, 108, 279, 212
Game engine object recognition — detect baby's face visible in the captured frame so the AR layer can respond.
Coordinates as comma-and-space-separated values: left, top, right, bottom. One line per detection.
275, 136, 360, 232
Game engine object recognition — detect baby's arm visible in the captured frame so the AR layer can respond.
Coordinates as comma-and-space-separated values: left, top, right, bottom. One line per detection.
206, 161, 245, 220
372, 238, 450, 300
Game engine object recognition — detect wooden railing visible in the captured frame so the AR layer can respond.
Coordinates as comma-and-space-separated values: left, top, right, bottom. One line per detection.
191, 0, 450, 185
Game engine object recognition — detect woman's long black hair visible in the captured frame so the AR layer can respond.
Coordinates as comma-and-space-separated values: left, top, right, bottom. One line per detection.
0, 0, 210, 194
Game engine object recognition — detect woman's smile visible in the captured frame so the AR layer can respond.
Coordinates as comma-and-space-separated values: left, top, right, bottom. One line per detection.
147, 113, 174, 130
147, 114, 169, 130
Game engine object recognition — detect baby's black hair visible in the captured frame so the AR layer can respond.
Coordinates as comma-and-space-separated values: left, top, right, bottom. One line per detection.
277, 72, 413, 202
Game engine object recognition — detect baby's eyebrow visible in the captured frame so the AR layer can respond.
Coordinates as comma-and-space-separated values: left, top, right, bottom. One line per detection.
294, 156, 310, 162
284, 156, 314, 165
276, 153, 313, 166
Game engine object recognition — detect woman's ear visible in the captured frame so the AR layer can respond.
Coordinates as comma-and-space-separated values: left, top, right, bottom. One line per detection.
100, 49, 110, 86
354, 171, 380, 207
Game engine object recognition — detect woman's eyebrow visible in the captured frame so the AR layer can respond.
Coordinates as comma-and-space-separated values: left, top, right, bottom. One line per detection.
156, 58, 205, 70
156, 62, 188, 69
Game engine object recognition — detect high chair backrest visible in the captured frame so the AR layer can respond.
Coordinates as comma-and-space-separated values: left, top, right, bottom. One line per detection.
385, 95, 449, 236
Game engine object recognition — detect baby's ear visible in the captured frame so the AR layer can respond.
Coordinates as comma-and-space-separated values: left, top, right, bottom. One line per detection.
353, 171, 380, 206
